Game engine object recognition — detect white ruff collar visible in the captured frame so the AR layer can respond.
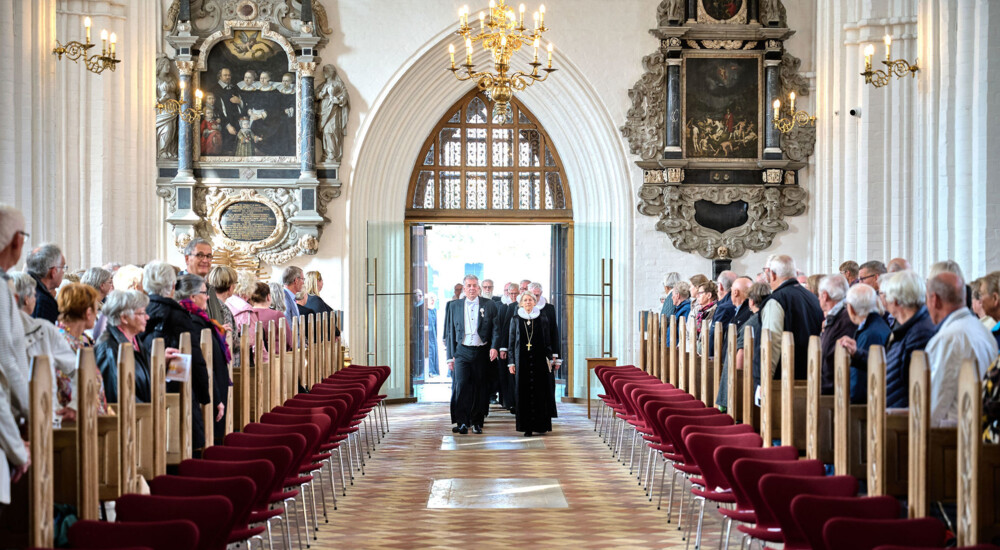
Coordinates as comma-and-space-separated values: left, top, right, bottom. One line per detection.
501, 295, 512, 305
535, 295, 547, 309
517, 308, 541, 319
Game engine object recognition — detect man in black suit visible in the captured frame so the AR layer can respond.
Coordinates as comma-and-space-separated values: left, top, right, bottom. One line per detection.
445, 275, 501, 434
211, 67, 247, 153
482, 279, 502, 303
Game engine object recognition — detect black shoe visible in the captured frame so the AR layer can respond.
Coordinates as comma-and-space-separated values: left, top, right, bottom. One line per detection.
458, 424, 469, 435
452, 425, 462, 433
524, 431, 533, 437
473, 425, 483, 434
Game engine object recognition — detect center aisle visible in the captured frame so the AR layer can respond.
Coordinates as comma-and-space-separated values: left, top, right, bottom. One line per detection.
314, 401, 720, 548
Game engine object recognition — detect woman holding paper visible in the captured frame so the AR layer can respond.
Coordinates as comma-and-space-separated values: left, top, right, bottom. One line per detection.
507, 292, 558, 437
140, 262, 212, 451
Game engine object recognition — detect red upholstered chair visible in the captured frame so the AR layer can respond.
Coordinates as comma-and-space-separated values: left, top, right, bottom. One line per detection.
713, 445, 799, 550
822, 517, 947, 550
875, 546, 1000, 550
661, 413, 734, 524
265, 408, 345, 502
732, 458, 825, 547
757, 474, 859, 550
177, 459, 277, 549
115, 494, 231, 550
791, 494, 901, 550
68, 520, 198, 550
199, 446, 294, 550
683, 432, 763, 549
148, 474, 264, 549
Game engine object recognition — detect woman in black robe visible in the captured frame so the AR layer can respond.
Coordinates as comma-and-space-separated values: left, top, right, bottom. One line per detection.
507, 292, 558, 436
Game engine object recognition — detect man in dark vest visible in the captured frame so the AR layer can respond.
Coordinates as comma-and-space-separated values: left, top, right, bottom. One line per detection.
760, 254, 824, 387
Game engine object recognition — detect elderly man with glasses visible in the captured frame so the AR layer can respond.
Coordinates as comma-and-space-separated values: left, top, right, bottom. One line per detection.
181, 238, 228, 326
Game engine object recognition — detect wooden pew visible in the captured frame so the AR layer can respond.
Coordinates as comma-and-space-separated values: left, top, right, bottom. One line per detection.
712, 323, 722, 408
668, 315, 678, 387
52, 349, 100, 520
907, 351, 958, 518
677, 317, 687, 392
137, 339, 167, 480
638, 311, 647, 374
699, 320, 713, 407
30, 356, 54, 548
759, 329, 773, 443
225, 332, 234, 437
97, 343, 137, 500
252, 322, 265, 423
779, 332, 809, 449
833, 344, 867, 478
199, 328, 214, 449
309, 314, 318, 386
688, 319, 699, 399
659, 314, 669, 384
742, 325, 756, 430
866, 344, 908, 498
264, 320, 276, 412
956, 359, 1000, 545
805, 335, 821, 460
280, 317, 291, 404
291, 318, 301, 397
726, 323, 740, 422
166, 334, 193, 465
649, 313, 660, 379
234, 324, 252, 432
299, 316, 308, 390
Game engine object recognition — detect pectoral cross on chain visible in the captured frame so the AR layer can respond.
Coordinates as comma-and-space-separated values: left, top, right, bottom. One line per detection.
526, 342, 532, 351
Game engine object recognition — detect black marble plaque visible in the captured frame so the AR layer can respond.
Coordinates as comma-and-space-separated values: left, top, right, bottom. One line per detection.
220, 201, 278, 241
694, 199, 749, 233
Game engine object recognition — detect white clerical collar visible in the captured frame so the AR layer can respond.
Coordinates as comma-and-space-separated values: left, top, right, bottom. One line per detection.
535, 295, 547, 309
501, 295, 512, 305
517, 308, 541, 319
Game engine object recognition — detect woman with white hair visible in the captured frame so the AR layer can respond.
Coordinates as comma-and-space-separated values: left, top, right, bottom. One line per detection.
837, 284, 891, 404
661, 272, 682, 317
95, 290, 153, 403
82, 266, 114, 340
507, 291, 558, 437
880, 270, 937, 408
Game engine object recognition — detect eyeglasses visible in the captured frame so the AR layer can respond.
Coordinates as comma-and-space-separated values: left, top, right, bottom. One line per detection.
195, 290, 209, 296
16, 230, 29, 239
858, 273, 879, 283
192, 253, 213, 260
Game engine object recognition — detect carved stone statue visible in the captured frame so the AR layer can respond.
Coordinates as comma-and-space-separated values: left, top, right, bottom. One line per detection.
316, 64, 349, 164
657, 0, 685, 25
156, 55, 179, 159
716, 245, 731, 260
760, 0, 785, 26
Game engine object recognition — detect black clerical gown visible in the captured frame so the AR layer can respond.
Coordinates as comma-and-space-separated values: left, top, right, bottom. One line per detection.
508, 309, 557, 434
496, 302, 518, 409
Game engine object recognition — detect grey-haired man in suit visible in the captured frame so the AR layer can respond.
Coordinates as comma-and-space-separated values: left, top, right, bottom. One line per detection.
445, 275, 501, 434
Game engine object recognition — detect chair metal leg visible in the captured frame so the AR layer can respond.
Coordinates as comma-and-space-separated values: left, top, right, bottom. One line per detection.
337, 447, 348, 493
285, 497, 305, 550
594, 402, 601, 431
308, 482, 319, 538
656, 458, 669, 511
693, 496, 707, 550
628, 427, 638, 474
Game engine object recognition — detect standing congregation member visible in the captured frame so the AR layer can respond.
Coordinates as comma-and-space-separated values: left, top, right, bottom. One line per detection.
426, 295, 440, 378
81, 266, 113, 341
177, 274, 232, 443
226, 271, 258, 368
746, 282, 772, 391
305, 271, 334, 315
925, 271, 997, 427
141, 262, 212, 451
840, 261, 860, 286
112, 264, 144, 293
760, 255, 824, 385
95, 290, 153, 403
0, 205, 31, 513
282, 267, 304, 349
508, 292, 559, 437
57, 283, 109, 415
519, 279, 531, 294
661, 272, 681, 317
881, 271, 936, 409
251, 282, 291, 348
182, 238, 226, 325
709, 271, 738, 355
482, 279, 501, 302
887, 258, 911, 273
715, 277, 753, 409
837, 284, 891, 403
975, 272, 1000, 348
818, 274, 854, 395
445, 275, 501, 435
412, 289, 425, 380
25, 243, 65, 323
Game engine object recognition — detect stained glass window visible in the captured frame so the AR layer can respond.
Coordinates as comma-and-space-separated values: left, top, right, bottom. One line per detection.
408, 90, 570, 218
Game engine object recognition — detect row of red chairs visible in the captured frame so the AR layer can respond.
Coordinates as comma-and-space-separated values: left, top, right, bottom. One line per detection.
35, 364, 391, 550
593, 364, 996, 550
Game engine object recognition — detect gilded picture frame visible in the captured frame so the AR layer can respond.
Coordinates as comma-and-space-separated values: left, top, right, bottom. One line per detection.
681, 51, 763, 161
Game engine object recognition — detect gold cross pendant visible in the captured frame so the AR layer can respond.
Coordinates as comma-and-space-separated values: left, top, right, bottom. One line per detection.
526, 343, 532, 350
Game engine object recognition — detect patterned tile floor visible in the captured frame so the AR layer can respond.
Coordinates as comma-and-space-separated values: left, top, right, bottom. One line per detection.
310, 401, 727, 549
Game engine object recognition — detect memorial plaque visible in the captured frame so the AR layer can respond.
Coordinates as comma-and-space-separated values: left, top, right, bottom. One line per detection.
220, 201, 278, 242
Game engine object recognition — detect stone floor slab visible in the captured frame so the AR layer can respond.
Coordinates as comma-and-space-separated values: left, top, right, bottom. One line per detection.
427, 478, 569, 509
440, 435, 546, 450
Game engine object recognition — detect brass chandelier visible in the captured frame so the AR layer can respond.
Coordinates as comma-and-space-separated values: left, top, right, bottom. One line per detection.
771, 92, 815, 134
448, 0, 556, 119
156, 80, 205, 124
52, 17, 121, 75
861, 35, 919, 88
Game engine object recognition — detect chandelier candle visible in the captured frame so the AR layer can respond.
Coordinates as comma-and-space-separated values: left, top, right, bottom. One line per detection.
449, 0, 556, 118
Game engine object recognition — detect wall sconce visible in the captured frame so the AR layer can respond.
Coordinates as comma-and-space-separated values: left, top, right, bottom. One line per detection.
771, 92, 815, 134
861, 35, 919, 88
156, 81, 205, 123
52, 17, 121, 75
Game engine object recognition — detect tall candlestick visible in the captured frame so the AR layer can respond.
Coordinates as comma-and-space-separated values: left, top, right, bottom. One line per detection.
109, 32, 117, 57
466, 37, 473, 65
479, 11, 485, 30
772, 99, 780, 121
100, 29, 108, 55
539, 4, 545, 27
519, 4, 525, 27
789, 92, 795, 113
533, 11, 539, 30
533, 37, 539, 62
84, 17, 91, 44
195, 89, 203, 110
864, 44, 874, 71
884, 34, 892, 61
489, 0, 495, 24
547, 43, 553, 68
